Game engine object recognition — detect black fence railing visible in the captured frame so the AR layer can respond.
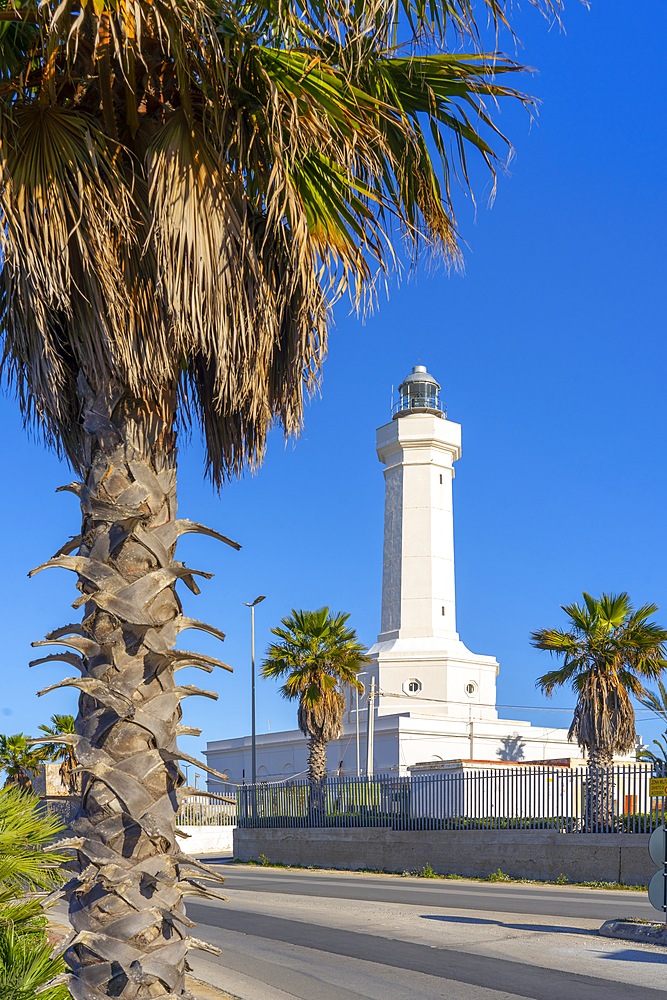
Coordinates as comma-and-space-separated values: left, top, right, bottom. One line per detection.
237, 764, 666, 833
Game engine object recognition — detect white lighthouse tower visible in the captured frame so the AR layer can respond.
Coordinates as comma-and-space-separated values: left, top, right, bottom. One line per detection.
206, 364, 578, 784
367, 365, 499, 721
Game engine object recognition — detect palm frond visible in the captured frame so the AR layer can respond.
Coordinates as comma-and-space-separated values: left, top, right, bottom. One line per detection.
0, 787, 66, 892
639, 679, 667, 723
0, 922, 70, 1000
262, 607, 368, 743
0, 0, 564, 482
532, 592, 667, 759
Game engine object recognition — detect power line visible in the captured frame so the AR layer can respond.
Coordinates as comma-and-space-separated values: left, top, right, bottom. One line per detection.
375, 689, 660, 717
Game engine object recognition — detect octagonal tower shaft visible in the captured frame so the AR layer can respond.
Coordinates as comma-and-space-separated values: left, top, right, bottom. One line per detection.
377, 410, 461, 644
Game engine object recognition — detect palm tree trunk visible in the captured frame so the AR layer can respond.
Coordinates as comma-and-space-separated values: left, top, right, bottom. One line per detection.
33, 383, 226, 999
585, 745, 615, 833
307, 735, 328, 784
307, 736, 327, 825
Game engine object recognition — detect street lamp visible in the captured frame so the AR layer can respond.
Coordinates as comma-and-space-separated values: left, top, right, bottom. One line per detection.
244, 595, 266, 785
355, 671, 370, 777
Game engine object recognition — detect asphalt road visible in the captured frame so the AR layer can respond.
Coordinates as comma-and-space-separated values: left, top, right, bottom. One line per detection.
185, 865, 664, 1000
201, 865, 657, 920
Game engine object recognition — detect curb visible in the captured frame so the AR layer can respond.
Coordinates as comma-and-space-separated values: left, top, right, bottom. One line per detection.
599, 919, 667, 947
186, 974, 238, 999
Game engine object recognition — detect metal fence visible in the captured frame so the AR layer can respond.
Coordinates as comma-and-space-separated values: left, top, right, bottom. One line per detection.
237, 764, 666, 833
176, 787, 238, 826
41, 788, 239, 829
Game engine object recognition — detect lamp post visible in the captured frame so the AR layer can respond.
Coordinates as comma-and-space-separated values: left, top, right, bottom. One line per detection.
354, 671, 370, 777
366, 676, 376, 778
244, 595, 266, 785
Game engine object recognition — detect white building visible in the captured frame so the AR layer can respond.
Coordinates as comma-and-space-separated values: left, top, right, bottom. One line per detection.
205, 365, 577, 787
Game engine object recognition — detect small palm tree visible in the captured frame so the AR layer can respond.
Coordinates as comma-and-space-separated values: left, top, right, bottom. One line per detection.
638, 679, 667, 774
262, 608, 368, 784
532, 593, 667, 766
0, 736, 45, 793
532, 593, 667, 828
37, 714, 79, 796
0, 786, 70, 1000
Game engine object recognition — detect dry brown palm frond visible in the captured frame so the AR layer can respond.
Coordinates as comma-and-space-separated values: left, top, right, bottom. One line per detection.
569, 670, 637, 756
298, 688, 346, 743
0, 104, 135, 459
0, 0, 537, 482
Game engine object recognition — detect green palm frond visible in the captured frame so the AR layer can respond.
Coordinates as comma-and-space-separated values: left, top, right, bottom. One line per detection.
532, 592, 667, 758
639, 679, 667, 723
262, 607, 368, 742
0, 735, 46, 791
36, 715, 78, 795
0, 922, 70, 1000
0, 787, 69, 999
639, 734, 667, 772
0, 787, 66, 894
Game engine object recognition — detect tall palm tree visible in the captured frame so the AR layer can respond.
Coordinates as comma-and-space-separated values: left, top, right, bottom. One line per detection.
262, 608, 368, 783
37, 714, 79, 796
533, 593, 667, 766
532, 592, 667, 827
0, 735, 45, 793
0, 0, 569, 995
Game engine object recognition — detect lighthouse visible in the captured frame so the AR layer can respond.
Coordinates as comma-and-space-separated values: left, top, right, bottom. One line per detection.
206, 363, 579, 783
367, 365, 500, 721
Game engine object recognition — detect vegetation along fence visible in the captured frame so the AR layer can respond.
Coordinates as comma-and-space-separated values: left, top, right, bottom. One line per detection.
237, 765, 666, 833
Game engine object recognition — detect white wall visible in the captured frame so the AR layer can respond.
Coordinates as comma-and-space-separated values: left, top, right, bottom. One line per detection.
205, 711, 578, 787
178, 825, 235, 855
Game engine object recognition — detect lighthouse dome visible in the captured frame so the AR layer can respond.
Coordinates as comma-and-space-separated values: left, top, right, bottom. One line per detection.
394, 365, 445, 418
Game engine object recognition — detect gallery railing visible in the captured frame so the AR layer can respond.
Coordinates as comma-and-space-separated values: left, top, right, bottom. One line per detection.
237, 764, 665, 833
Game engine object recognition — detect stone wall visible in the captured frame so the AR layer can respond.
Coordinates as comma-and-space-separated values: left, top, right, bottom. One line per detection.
233, 827, 653, 885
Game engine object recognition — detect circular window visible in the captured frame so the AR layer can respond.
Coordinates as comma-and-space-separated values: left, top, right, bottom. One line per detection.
403, 678, 422, 696
465, 681, 477, 697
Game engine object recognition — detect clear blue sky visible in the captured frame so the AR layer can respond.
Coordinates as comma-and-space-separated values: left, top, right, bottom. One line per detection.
1, 0, 666, 764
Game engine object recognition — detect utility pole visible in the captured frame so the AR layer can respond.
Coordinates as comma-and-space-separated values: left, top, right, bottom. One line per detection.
355, 685, 361, 777
244, 595, 266, 785
355, 671, 369, 777
366, 676, 376, 777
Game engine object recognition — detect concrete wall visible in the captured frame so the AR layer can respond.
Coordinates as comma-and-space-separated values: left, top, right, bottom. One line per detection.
179, 825, 235, 855
234, 827, 653, 886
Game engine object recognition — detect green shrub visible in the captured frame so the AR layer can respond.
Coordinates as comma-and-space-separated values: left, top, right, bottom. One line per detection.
0, 787, 71, 999
486, 868, 511, 882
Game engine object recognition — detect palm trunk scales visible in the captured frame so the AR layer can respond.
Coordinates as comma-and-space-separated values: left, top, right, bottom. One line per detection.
585, 747, 615, 833
31, 384, 231, 999
307, 735, 327, 785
